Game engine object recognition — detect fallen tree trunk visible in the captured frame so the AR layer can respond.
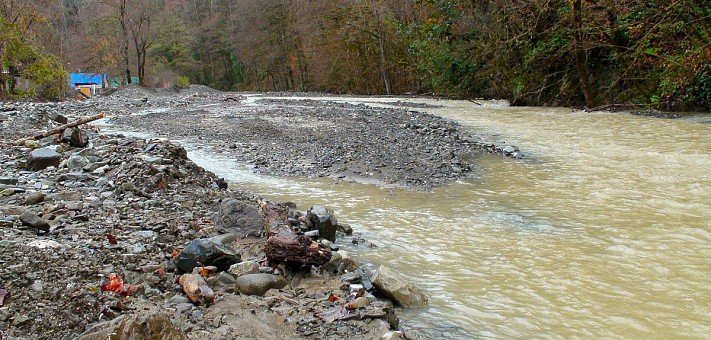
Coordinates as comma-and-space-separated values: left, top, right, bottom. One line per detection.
265, 224, 331, 266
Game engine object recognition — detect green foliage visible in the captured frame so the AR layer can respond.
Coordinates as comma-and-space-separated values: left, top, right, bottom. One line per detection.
21, 55, 68, 100
174, 75, 190, 88
0, 15, 68, 100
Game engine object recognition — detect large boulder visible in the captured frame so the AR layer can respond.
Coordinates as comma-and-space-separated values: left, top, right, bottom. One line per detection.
307, 205, 338, 242
77, 313, 185, 340
27, 147, 61, 171
215, 199, 264, 237
235, 273, 287, 296
173, 238, 240, 273
371, 265, 428, 307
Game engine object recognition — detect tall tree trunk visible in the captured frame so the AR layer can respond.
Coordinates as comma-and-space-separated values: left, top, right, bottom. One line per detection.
571, 0, 596, 108
374, 7, 392, 95
120, 0, 131, 84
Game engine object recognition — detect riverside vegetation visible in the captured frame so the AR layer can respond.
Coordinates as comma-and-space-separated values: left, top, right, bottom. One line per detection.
1, 1, 709, 110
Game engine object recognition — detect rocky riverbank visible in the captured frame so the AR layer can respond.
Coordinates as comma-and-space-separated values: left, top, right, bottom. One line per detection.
0, 101, 427, 339
93, 86, 523, 191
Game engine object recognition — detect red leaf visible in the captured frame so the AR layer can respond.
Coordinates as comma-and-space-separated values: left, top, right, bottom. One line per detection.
101, 273, 136, 297
107, 234, 118, 245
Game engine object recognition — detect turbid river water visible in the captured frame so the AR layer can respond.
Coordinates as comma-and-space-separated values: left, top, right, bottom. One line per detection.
116, 97, 711, 338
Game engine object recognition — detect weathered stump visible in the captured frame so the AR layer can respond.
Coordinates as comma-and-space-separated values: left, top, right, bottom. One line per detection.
265, 224, 331, 266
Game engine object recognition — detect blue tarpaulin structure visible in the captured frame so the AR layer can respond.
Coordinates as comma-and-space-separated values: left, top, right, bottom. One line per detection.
69, 73, 107, 87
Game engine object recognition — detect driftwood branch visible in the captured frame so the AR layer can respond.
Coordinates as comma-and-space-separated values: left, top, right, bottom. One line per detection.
33, 112, 106, 140
14, 112, 107, 146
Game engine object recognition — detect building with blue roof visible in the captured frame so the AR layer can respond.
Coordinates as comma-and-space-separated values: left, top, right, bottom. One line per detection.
69, 73, 108, 97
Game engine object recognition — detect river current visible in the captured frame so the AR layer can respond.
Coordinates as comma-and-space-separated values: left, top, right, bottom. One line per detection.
128, 97, 711, 338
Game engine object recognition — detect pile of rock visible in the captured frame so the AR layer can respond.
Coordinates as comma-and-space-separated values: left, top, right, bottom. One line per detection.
0, 106, 428, 339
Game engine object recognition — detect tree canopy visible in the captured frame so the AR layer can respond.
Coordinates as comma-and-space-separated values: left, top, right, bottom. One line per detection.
1, 0, 708, 110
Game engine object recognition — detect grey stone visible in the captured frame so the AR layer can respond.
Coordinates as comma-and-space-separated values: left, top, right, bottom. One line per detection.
57, 172, 88, 182
168, 295, 190, 305
215, 199, 264, 237
49, 112, 68, 124
67, 155, 89, 171
61, 128, 89, 147
27, 148, 61, 171
502, 145, 518, 155
341, 271, 363, 283
337, 223, 353, 236
214, 272, 237, 287
307, 205, 338, 242
235, 274, 287, 296
0, 177, 17, 185
19, 210, 50, 232
371, 265, 428, 307
228, 260, 259, 278
23, 192, 45, 205
76, 313, 186, 340
173, 238, 240, 273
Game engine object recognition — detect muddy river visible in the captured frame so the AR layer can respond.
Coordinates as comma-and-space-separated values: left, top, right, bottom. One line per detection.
116, 96, 711, 338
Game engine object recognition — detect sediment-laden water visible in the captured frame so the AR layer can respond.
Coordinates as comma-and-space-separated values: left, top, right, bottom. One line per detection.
116, 96, 711, 338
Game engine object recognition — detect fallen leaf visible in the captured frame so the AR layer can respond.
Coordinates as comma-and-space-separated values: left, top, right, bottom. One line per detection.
197, 267, 210, 277
171, 248, 182, 258
327, 294, 339, 303
101, 273, 124, 292
101, 273, 137, 297
107, 234, 117, 245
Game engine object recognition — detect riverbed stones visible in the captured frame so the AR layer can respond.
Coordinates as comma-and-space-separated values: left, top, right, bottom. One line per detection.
173, 238, 240, 273
19, 210, 50, 232
215, 198, 264, 237
27, 148, 61, 171
371, 265, 428, 307
307, 205, 338, 242
235, 273, 287, 296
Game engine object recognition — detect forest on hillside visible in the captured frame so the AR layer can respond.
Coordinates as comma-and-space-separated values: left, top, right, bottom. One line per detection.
0, 0, 709, 110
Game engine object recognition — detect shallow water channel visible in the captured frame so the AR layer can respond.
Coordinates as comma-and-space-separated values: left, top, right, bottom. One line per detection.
117, 97, 710, 338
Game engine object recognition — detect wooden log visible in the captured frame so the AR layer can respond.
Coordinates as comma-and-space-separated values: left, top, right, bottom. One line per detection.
265, 224, 331, 266
33, 112, 106, 140
14, 112, 107, 146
